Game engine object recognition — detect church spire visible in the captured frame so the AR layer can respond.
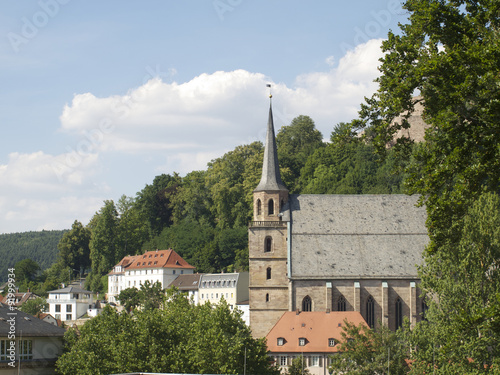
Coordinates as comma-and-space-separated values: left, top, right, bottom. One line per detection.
254, 88, 288, 192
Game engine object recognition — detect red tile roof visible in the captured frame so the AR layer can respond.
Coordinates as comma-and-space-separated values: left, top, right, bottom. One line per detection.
266, 311, 368, 353
111, 249, 194, 274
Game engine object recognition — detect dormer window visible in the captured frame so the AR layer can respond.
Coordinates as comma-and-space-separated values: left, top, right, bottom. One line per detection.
299, 338, 306, 346
277, 337, 285, 346
328, 338, 335, 347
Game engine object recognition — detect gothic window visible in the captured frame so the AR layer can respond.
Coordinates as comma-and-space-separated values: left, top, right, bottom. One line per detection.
366, 296, 375, 328
264, 236, 272, 252
337, 295, 346, 311
421, 299, 429, 321
268, 199, 274, 215
266, 267, 272, 280
256, 199, 262, 216
395, 297, 403, 329
302, 296, 312, 312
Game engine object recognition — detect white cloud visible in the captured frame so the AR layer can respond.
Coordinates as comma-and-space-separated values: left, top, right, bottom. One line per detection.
1, 39, 386, 233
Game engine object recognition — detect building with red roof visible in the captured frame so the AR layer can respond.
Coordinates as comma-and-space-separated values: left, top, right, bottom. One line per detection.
266, 311, 367, 375
107, 249, 195, 304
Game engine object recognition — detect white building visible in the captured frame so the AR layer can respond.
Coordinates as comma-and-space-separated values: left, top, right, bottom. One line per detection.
168, 273, 202, 304
199, 272, 249, 310
107, 249, 195, 304
46, 286, 94, 322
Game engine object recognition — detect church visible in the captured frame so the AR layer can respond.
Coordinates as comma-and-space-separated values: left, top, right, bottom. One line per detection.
248, 100, 429, 338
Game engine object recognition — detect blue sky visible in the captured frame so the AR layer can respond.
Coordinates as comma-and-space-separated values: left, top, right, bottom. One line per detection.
0, 1, 407, 234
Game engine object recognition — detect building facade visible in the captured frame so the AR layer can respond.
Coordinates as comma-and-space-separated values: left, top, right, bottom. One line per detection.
107, 249, 195, 303
249, 102, 429, 338
47, 286, 94, 322
198, 272, 249, 310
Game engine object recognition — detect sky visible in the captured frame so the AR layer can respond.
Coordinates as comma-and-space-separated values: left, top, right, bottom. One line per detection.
0, 0, 409, 234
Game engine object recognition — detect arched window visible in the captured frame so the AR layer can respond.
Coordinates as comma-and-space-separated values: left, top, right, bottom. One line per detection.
264, 236, 272, 252
366, 296, 375, 328
302, 296, 312, 312
268, 199, 274, 215
421, 299, 429, 321
256, 199, 262, 216
395, 297, 403, 329
337, 295, 346, 311
266, 267, 272, 280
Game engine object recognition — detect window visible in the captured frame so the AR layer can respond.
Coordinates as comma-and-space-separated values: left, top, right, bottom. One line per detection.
421, 299, 429, 321
257, 199, 262, 216
173, 270, 176, 275
328, 338, 335, 347
395, 297, 403, 329
302, 296, 312, 312
266, 293, 270, 302
266, 267, 272, 280
268, 199, 274, 215
264, 236, 272, 252
55, 304, 61, 313
310, 356, 320, 366
299, 337, 306, 346
277, 337, 284, 346
66, 314, 72, 321
66, 304, 72, 313
0, 340, 8, 361
201, 294, 204, 299
366, 296, 375, 328
18, 340, 33, 360
280, 356, 287, 366
337, 295, 346, 311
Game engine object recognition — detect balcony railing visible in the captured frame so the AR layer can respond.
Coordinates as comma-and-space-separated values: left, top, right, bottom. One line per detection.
249, 221, 287, 228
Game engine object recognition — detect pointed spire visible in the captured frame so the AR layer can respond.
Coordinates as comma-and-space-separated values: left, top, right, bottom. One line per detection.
254, 91, 288, 192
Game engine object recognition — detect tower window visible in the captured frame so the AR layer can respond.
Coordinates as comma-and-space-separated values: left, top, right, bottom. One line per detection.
337, 295, 346, 311
256, 199, 262, 216
302, 296, 312, 312
266, 267, 272, 280
268, 199, 274, 215
266, 293, 270, 302
264, 236, 272, 252
366, 296, 375, 328
421, 299, 429, 321
395, 297, 403, 329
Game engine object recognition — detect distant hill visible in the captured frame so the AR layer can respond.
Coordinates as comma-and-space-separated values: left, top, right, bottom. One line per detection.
0, 230, 66, 283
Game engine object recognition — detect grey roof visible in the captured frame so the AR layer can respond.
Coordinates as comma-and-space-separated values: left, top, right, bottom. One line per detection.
254, 103, 288, 192
289, 194, 428, 279
48, 286, 93, 294
168, 273, 201, 291
0, 307, 66, 337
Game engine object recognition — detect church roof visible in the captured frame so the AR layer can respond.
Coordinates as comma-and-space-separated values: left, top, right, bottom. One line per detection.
254, 102, 288, 192
288, 194, 428, 279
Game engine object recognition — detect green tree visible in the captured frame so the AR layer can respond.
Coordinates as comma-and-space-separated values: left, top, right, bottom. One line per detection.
117, 287, 140, 313
277, 115, 324, 192
87, 200, 119, 293
285, 355, 310, 375
57, 293, 279, 375
19, 297, 48, 316
328, 320, 409, 375
116, 195, 150, 257
57, 220, 91, 277
138, 280, 165, 311
14, 258, 40, 287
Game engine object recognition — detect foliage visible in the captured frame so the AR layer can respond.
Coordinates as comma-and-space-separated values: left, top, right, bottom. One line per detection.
328, 320, 409, 375
276, 115, 324, 192
0, 230, 64, 283
14, 258, 40, 286
117, 287, 140, 313
405, 192, 500, 373
57, 292, 279, 375
19, 297, 48, 316
285, 355, 310, 375
57, 220, 91, 277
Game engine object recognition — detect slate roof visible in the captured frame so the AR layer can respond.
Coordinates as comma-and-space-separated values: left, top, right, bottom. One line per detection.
48, 286, 93, 294
288, 194, 428, 279
168, 273, 201, 291
0, 307, 66, 337
254, 103, 287, 192
266, 311, 367, 353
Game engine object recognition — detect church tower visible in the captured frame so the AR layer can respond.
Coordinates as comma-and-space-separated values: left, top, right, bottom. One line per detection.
249, 94, 290, 338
